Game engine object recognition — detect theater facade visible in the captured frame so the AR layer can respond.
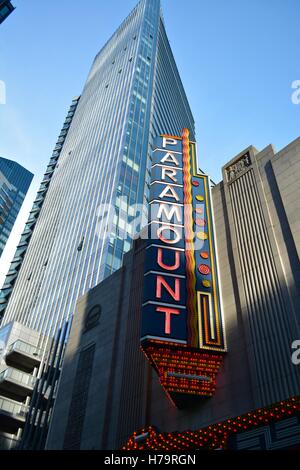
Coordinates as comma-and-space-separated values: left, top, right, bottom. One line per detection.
46, 133, 300, 450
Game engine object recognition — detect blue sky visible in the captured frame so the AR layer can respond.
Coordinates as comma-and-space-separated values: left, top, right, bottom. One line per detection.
0, 0, 299, 280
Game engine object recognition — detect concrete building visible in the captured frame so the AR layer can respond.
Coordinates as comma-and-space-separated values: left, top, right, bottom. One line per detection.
47, 137, 300, 450
212, 139, 300, 409
0, 322, 44, 449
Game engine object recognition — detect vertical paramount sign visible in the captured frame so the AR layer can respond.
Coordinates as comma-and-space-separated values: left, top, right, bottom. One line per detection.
141, 129, 226, 406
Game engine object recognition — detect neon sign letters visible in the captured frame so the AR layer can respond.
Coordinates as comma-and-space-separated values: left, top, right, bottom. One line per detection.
141, 129, 226, 406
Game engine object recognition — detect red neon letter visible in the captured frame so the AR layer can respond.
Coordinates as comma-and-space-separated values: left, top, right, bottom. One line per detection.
157, 248, 180, 271
156, 307, 180, 334
156, 275, 180, 301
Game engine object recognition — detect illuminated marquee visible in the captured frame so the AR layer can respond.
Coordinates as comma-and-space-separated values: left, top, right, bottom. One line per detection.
141, 129, 226, 407
124, 397, 300, 450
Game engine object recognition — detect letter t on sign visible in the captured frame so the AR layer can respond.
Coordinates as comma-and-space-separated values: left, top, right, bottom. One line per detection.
156, 306, 180, 335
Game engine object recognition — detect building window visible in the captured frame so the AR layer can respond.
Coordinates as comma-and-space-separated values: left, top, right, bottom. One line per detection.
63, 344, 96, 450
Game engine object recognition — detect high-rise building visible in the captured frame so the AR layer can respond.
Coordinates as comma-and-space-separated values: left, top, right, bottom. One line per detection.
0, 97, 80, 325
1, 0, 194, 335
0, 1, 15, 25
46, 136, 300, 450
0, 157, 33, 258
0, 0, 195, 449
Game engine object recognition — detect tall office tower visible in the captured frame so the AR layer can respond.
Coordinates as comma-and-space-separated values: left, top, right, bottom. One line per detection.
1, 0, 194, 336
0, 1, 15, 24
0, 158, 33, 258
0, 0, 194, 449
0, 97, 80, 324
0, 98, 79, 450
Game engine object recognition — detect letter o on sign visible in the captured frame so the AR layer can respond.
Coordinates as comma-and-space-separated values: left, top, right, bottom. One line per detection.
157, 225, 181, 245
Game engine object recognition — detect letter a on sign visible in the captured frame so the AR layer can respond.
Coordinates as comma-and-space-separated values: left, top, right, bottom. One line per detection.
159, 185, 180, 201
161, 153, 180, 166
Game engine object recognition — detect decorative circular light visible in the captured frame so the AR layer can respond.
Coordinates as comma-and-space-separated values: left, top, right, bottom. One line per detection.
192, 181, 199, 187
200, 251, 209, 259
202, 280, 211, 288
196, 195, 204, 202
196, 231, 208, 240
195, 218, 206, 227
198, 264, 211, 275
195, 207, 203, 214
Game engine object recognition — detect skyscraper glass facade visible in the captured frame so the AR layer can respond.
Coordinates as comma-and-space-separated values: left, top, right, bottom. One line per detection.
1, 0, 195, 344
0, 98, 79, 324
0, 158, 33, 257
0, 1, 15, 24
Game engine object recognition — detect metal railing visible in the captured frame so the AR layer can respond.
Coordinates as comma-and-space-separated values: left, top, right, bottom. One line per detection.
0, 368, 37, 388
0, 435, 19, 450
0, 396, 28, 418
7, 340, 42, 359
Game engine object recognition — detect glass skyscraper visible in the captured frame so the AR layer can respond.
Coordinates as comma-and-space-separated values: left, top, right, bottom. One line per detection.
0, 1, 15, 24
0, 157, 33, 257
0, 0, 196, 450
0, 0, 195, 340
